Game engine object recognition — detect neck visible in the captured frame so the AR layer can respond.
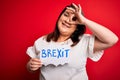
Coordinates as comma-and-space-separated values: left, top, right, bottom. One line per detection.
57, 35, 70, 42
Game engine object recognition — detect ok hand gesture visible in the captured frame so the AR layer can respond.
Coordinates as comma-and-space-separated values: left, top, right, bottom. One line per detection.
66, 3, 86, 25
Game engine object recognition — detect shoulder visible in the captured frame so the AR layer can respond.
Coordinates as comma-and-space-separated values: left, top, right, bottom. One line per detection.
35, 35, 47, 44
83, 34, 93, 37
79, 34, 95, 43
80, 34, 93, 39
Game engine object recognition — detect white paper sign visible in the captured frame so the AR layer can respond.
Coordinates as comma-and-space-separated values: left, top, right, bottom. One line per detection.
39, 43, 71, 66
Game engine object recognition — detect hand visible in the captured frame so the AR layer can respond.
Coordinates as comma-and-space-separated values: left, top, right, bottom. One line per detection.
27, 58, 42, 71
66, 3, 85, 25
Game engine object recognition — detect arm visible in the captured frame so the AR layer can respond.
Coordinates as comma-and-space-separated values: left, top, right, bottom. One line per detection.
67, 3, 118, 52
82, 17, 118, 52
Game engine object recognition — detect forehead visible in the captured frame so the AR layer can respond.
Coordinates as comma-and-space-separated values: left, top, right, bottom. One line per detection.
64, 9, 74, 14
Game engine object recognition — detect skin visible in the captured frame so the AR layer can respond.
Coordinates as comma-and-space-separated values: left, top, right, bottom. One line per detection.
57, 9, 77, 42
27, 3, 118, 72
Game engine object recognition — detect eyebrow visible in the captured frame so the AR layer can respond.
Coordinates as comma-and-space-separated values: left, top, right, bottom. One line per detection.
65, 10, 74, 14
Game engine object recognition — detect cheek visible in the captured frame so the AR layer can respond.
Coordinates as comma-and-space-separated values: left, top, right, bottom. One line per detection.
58, 17, 63, 25
57, 20, 61, 29
67, 27, 76, 35
59, 15, 66, 21
71, 26, 77, 32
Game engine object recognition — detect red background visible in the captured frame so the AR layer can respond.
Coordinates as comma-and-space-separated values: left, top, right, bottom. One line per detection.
0, 0, 120, 80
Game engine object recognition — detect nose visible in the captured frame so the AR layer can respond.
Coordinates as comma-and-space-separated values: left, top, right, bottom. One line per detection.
65, 17, 70, 22
65, 16, 73, 22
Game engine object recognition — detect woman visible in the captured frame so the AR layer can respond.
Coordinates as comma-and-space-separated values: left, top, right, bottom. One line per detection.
26, 3, 118, 80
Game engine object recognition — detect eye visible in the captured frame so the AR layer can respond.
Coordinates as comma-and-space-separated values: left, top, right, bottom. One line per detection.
72, 16, 77, 21
64, 13, 69, 17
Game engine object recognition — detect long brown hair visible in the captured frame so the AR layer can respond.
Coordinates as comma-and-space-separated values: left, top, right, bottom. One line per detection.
46, 4, 86, 46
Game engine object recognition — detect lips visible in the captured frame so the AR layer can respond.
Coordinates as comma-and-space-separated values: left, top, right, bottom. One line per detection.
62, 22, 71, 28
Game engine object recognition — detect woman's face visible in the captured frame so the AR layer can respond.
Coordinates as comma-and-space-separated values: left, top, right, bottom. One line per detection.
57, 9, 77, 37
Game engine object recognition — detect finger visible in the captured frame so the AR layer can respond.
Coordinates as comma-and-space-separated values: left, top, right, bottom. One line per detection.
78, 4, 82, 12
31, 61, 42, 65
30, 66, 40, 71
30, 63, 42, 67
30, 59, 42, 65
32, 58, 40, 61
30, 67, 38, 71
72, 3, 78, 9
32, 58, 41, 62
66, 7, 75, 12
30, 62, 43, 69
78, 4, 81, 9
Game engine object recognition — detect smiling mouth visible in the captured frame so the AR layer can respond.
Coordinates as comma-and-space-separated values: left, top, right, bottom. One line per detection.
62, 22, 70, 28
